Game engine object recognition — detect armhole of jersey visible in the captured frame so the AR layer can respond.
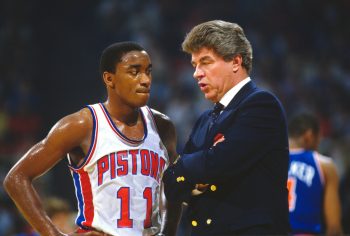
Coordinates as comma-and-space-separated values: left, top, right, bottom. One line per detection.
68, 105, 98, 171
145, 106, 170, 163
145, 106, 159, 133
313, 151, 325, 186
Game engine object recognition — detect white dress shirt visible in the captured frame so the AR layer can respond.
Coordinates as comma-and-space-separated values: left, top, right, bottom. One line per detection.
219, 77, 251, 108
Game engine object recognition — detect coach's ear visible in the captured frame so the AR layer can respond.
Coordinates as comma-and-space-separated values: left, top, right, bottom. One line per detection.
103, 71, 115, 89
232, 54, 242, 73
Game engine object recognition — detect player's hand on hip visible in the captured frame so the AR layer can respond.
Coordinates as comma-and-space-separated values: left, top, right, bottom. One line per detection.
68, 230, 112, 236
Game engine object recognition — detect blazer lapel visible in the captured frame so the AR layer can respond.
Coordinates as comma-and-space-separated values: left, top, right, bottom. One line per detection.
208, 81, 257, 138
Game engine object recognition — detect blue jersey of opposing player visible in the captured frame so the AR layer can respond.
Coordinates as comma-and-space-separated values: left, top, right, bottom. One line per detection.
288, 149, 325, 234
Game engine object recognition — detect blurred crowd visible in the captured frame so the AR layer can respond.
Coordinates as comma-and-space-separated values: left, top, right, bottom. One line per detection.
0, 0, 349, 235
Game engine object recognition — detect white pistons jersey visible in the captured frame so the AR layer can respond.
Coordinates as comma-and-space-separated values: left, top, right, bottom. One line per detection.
68, 103, 169, 236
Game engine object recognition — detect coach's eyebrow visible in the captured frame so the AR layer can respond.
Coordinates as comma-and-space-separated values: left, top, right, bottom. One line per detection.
191, 56, 213, 67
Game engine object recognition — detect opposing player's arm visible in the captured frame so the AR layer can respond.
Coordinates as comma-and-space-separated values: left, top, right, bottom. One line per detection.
3, 108, 103, 236
152, 109, 182, 236
320, 156, 343, 236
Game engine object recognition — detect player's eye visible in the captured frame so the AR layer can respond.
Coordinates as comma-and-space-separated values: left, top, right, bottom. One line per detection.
128, 70, 138, 76
146, 68, 152, 75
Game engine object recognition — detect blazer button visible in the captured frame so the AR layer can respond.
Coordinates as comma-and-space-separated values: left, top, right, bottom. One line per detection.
210, 185, 217, 191
191, 220, 198, 227
206, 218, 212, 225
176, 176, 185, 182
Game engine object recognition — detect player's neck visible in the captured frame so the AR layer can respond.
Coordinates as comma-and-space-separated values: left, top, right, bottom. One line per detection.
103, 100, 140, 125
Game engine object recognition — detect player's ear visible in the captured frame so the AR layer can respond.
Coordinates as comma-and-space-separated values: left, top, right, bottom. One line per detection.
103, 71, 115, 88
303, 129, 314, 150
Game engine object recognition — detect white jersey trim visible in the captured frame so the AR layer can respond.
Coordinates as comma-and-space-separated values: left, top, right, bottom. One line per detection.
99, 103, 148, 146
68, 105, 98, 171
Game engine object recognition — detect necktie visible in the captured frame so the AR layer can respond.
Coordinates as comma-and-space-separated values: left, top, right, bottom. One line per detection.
209, 102, 224, 130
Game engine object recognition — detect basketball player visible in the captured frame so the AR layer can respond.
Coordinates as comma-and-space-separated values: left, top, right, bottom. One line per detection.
288, 113, 342, 235
4, 42, 181, 236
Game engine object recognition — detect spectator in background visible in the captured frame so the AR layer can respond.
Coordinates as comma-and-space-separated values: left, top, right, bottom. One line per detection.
288, 113, 343, 235
14, 197, 75, 236
44, 197, 76, 234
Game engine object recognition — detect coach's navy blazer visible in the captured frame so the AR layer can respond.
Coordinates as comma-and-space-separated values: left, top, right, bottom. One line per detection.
163, 81, 290, 235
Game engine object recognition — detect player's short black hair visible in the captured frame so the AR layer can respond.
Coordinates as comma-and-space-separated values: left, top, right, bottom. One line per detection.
99, 41, 145, 77
288, 113, 320, 138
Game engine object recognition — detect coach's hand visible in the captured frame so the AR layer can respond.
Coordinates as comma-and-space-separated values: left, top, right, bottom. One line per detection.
191, 183, 209, 196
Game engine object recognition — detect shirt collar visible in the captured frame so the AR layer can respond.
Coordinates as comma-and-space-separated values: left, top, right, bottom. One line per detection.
219, 77, 251, 108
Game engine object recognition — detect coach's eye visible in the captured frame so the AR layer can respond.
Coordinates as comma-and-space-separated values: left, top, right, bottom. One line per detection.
201, 60, 211, 65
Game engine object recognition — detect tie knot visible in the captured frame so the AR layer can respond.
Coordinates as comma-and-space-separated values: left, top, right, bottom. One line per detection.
212, 103, 224, 116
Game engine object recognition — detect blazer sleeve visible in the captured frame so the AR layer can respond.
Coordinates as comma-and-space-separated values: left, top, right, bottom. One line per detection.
181, 111, 210, 154
179, 91, 288, 184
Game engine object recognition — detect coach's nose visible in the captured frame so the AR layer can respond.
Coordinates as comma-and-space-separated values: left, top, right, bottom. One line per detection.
193, 66, 205, 80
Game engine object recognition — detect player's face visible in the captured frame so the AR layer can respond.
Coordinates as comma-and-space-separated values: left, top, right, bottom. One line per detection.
112, 50, 152, 108
191, 47, 235, 103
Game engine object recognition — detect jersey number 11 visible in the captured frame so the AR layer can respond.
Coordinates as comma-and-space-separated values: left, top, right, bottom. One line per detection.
117, 187, 152, 228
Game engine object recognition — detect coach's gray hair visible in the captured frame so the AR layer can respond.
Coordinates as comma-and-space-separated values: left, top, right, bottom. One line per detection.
182, 20, 253, 74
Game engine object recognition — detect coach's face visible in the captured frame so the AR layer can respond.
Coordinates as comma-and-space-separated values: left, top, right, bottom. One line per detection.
106, 50, 152, 108
191, 47, 236, 103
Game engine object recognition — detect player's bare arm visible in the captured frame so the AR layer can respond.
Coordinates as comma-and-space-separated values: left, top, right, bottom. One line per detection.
152, 109, 182, 236
319, 156, 343, 236
3, 108, 107, 236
